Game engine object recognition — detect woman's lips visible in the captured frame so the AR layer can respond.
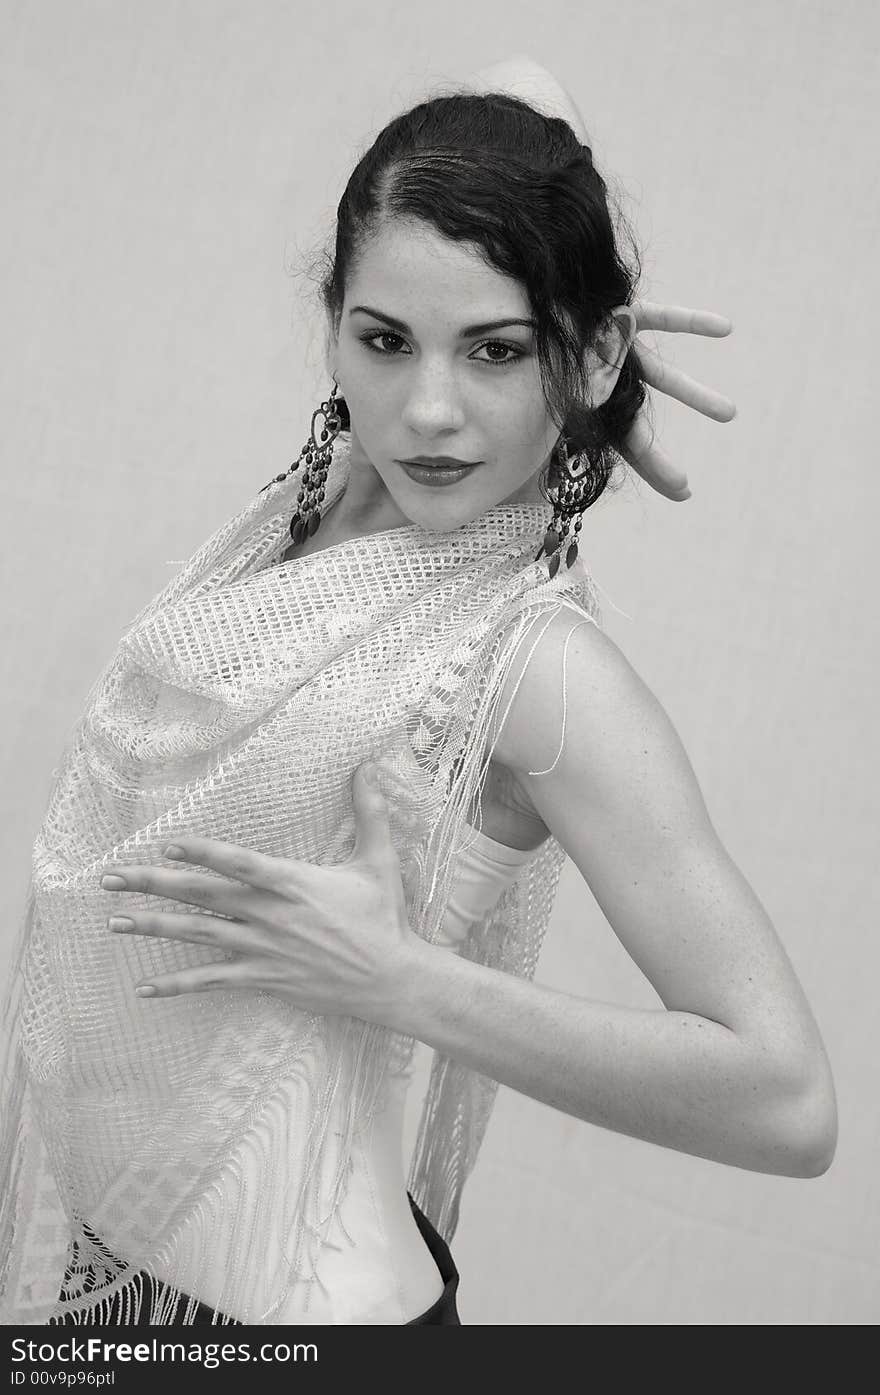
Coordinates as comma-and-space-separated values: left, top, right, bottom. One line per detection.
400, 457, 482, 469
398, 461, 480, 487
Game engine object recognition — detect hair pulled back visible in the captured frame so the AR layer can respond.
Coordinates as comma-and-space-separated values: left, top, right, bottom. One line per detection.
319, 91, 646, 510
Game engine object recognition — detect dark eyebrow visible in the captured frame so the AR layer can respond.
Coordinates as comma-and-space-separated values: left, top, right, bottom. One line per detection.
349, 305, 536, 337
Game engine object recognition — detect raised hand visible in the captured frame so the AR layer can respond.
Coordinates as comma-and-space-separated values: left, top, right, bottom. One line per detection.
622, 301, 737, 501
99, 762, 417, 1023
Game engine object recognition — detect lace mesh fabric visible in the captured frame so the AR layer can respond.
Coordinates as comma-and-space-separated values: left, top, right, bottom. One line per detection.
0, 436, 601, 1324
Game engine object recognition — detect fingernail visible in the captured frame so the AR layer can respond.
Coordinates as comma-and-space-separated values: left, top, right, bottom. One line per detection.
135, 985, 156, 997
364, 762, 378, 785
101, 875, 127, 890
163, 844, 185, 859
108, 917, 134, 932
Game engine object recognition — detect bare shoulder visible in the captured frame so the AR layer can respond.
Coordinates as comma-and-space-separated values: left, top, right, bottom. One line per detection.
490, 606, 681, 805
486, 601, 719, 880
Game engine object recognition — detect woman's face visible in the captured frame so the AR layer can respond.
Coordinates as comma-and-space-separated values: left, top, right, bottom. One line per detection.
328, 217, 560, 533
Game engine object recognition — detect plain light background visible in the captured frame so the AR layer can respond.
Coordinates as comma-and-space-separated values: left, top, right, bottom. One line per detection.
1, 0, 876, 1324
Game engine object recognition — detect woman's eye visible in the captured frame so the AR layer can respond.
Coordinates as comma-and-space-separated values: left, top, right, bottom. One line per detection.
361, 331, 408, 355
474, 341, 523, 367
359, 332, 523, 369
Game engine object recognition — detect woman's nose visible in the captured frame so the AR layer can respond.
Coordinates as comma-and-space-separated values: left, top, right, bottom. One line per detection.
400, 362, 466, 434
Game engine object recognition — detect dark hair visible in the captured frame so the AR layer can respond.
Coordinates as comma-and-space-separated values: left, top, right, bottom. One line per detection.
316, 91, 647, 511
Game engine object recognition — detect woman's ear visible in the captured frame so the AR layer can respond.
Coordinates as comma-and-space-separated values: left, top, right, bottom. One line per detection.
588, 305, 638, 407
323, 308, 340, 381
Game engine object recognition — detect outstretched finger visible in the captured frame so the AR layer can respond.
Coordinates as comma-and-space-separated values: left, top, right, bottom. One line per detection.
634, 339, 738, 422
618, 410, 691, 501
108, 908, 253, 953
159, 835, 293, 892
633, 299, 733, 337
132, 960, 250, 999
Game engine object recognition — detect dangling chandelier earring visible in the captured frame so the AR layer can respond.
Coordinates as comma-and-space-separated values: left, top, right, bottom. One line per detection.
536, 434, 590, 578
259, 381, 343, 545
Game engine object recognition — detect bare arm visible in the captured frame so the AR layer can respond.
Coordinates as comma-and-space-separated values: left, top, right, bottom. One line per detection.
388, 613, 837, 1178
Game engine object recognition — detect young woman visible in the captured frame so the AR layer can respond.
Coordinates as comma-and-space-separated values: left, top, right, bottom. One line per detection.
0, 60, 836, 1327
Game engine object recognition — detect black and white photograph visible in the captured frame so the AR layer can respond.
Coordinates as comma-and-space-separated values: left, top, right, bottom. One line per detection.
0, 0, 875, 1337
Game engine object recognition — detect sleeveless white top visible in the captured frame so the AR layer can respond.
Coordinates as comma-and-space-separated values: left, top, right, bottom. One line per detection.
153, 826, 541, 1323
